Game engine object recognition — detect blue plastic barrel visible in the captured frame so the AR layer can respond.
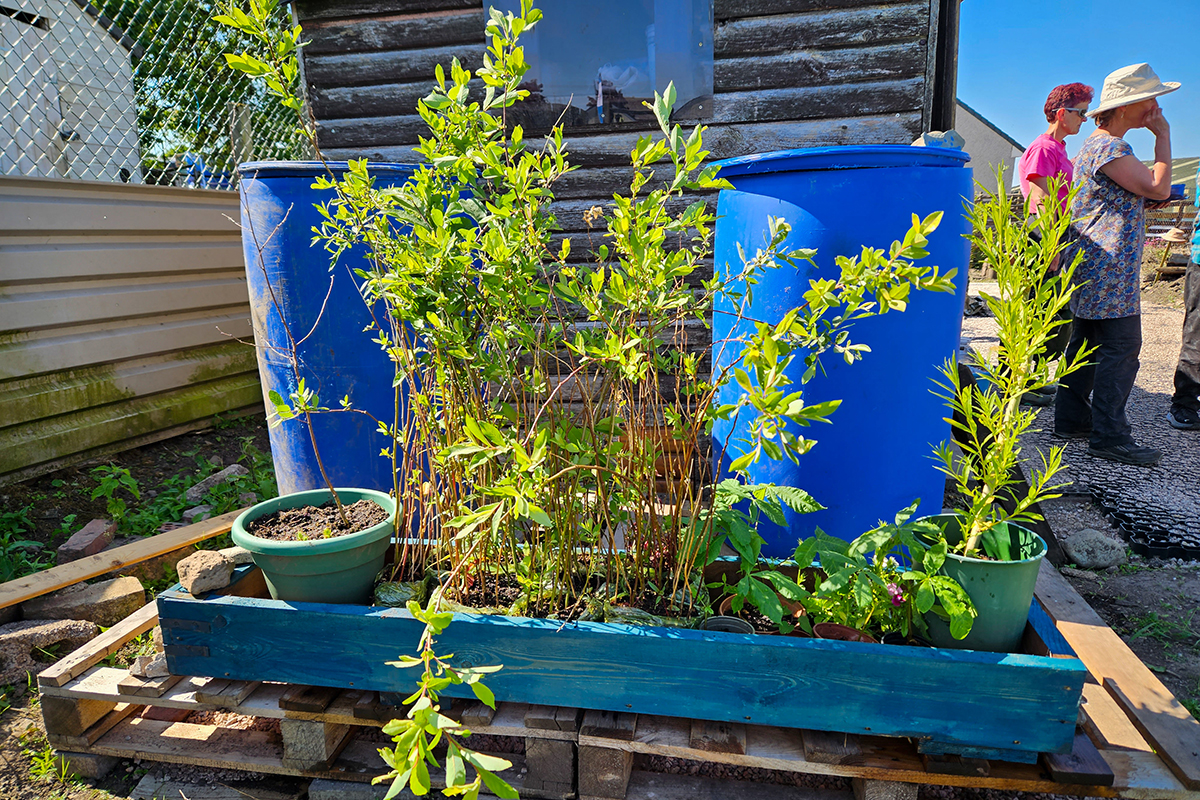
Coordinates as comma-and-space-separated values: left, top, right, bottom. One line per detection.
711, 145, 972, 554
238, 161, 417, 496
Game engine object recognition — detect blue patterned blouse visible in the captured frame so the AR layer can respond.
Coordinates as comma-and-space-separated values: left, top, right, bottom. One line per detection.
1069, 133, 1145, 319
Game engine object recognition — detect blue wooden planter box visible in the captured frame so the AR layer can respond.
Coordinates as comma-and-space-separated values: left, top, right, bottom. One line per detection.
158, 567, 1087, 762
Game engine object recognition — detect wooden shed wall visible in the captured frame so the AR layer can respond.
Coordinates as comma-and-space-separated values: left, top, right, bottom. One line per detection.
0, 177, 260, 484
298, 0, 943, 172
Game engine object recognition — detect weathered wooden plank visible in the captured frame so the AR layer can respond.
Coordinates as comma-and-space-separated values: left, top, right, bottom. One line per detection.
316, 80, 923, 149
304, 9, 484, 55
715, 42, 926, 91
45, 702, 138, 750
312, 42, 925, 121
1035, 562, 1200, 789
714, 4, 928, 58
36, 604, 158, 686
159, 589, 1085, 756
296, 0, 479, 23
1041, 730, 1116, 787
802, 729, 862, 764
193, 677, 261, 708
321, 113, 925, 166
117, 672, 184, 698
311, 80, 442, 120
279, 684, 343, 713
919, 752, 989, 777
6, 514, 235, 613
304, 44, 483, 88
714, 0, 916, 20
690, 719, 747, 755
710, 79, 924, 125
317, 114, 428, 149
1080, 682, 1153, 753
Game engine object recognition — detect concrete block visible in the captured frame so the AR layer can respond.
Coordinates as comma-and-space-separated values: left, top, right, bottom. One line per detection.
177, 550, 234, 595
185, 465, 249, 504
22, 576, 145, 627
54, 750, 120, 779
578, 745, 633, 799
133, 773, 304, 799
56, 519, 116, 564
0, 619, 98, 684
525, 738, 576, 792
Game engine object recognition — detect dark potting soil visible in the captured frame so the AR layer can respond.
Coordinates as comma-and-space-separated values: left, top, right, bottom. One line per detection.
248, 498, 388, 542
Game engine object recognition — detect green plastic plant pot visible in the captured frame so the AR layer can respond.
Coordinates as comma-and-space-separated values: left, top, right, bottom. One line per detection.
920, 514, 1046, 653
231, 488, 396, 605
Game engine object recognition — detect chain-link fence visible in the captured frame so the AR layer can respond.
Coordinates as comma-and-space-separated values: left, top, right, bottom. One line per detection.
1, 0, 310, 188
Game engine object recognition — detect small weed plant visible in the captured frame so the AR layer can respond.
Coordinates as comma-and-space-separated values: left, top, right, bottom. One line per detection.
90, 464, 141, 522
0, 504, 51, 583
376, 600, 516, 800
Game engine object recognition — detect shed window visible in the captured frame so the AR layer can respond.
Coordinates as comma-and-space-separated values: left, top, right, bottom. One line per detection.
494, 0, 713, 129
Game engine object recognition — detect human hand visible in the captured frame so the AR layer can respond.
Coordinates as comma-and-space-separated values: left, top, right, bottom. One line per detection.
1145, 106, 1170, 137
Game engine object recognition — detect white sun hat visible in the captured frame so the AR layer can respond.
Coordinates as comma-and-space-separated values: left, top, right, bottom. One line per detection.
1088, 63, 1180, 117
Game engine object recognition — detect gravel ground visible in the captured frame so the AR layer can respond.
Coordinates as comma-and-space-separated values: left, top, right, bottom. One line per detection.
963, 290, 1200, 554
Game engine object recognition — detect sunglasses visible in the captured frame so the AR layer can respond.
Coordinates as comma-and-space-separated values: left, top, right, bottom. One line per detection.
1061, 107, 1089, 117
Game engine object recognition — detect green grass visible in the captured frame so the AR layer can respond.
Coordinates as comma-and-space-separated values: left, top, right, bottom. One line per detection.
1127, 610, 1197, 646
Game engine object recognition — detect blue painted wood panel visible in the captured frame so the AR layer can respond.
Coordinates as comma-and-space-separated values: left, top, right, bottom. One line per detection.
158, 578, 1086, 757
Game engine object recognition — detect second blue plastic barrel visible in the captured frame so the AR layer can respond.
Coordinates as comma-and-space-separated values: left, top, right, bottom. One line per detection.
238, 161, 417, 496
711, 145, 972, 555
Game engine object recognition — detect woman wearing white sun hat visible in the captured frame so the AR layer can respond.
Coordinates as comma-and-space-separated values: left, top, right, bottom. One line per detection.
1055, 63, 1178, 467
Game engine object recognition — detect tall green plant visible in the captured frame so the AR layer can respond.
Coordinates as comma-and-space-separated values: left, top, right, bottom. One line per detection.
934, 177, 1088, 556
218, 1, 960, 623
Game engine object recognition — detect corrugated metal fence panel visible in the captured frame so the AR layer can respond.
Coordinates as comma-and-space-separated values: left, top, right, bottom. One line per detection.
0, 176, 260, 483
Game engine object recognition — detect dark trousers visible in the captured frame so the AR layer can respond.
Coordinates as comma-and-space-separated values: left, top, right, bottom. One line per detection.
1172, 261, 1200, 411
1055, 315, 1142, 448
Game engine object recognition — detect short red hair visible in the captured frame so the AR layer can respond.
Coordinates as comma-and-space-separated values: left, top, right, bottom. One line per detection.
1043, 83, 1095, 122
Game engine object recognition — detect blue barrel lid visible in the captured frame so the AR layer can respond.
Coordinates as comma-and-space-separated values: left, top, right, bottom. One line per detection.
237, 160, 420, 178
713, 145, 970, 179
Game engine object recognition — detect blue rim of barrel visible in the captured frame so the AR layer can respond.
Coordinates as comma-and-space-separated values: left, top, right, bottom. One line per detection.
237, 160, 419, 179
713, 145, 971, 179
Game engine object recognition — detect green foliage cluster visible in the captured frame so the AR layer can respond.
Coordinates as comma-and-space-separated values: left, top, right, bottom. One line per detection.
376, 602, 516, 800
93, 0, 308, 175
935, 177, 1087, 557
219, 1, 957, 624
0, 504, 51, 583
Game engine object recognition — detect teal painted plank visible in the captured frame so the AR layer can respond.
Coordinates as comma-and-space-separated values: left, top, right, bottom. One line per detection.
158, 588, 1085, 756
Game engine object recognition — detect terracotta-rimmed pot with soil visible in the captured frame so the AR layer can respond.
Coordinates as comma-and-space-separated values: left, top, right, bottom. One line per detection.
812, 622, 878, 644
232, 488, 397, 604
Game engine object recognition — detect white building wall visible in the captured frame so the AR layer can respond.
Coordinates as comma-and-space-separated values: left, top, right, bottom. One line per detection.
956, 102, 1023, 197
0, 0, 140, 182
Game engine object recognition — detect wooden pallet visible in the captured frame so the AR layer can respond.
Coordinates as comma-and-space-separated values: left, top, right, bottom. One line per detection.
37, 562, 1200, 799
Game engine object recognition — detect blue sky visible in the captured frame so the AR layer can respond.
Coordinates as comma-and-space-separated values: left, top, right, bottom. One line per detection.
957, 0, 1198, 165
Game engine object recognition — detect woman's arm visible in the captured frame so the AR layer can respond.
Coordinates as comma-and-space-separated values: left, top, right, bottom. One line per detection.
1026, 176, 1050, 214
1099, 109, 1172, 200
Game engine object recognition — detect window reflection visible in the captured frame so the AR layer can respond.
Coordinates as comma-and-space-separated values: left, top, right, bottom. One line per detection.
494, 0, 714, 128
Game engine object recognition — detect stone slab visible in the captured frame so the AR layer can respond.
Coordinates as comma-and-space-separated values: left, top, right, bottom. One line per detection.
21, 576, 145, 628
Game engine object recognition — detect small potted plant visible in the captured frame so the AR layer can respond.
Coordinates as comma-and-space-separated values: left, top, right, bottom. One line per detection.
925, 179, 1087, 652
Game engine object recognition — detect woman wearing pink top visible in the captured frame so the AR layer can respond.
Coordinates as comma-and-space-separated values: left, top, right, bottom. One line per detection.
1016, 83, 1093, 405
1019, 83, 1094, 212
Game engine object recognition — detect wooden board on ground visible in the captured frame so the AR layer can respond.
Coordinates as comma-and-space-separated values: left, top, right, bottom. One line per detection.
0, 511, 240, 610
1042, 731, 1116, 787
38, 602, 158, 688
1036, 562, 1200, 789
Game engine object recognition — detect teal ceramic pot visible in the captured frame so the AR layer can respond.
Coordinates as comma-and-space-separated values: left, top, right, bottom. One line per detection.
231, 488, 396, 604
920, 513, 1046, 653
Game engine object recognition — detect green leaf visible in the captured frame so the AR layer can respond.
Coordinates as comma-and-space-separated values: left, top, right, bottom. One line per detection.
470, 680, 496, 709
